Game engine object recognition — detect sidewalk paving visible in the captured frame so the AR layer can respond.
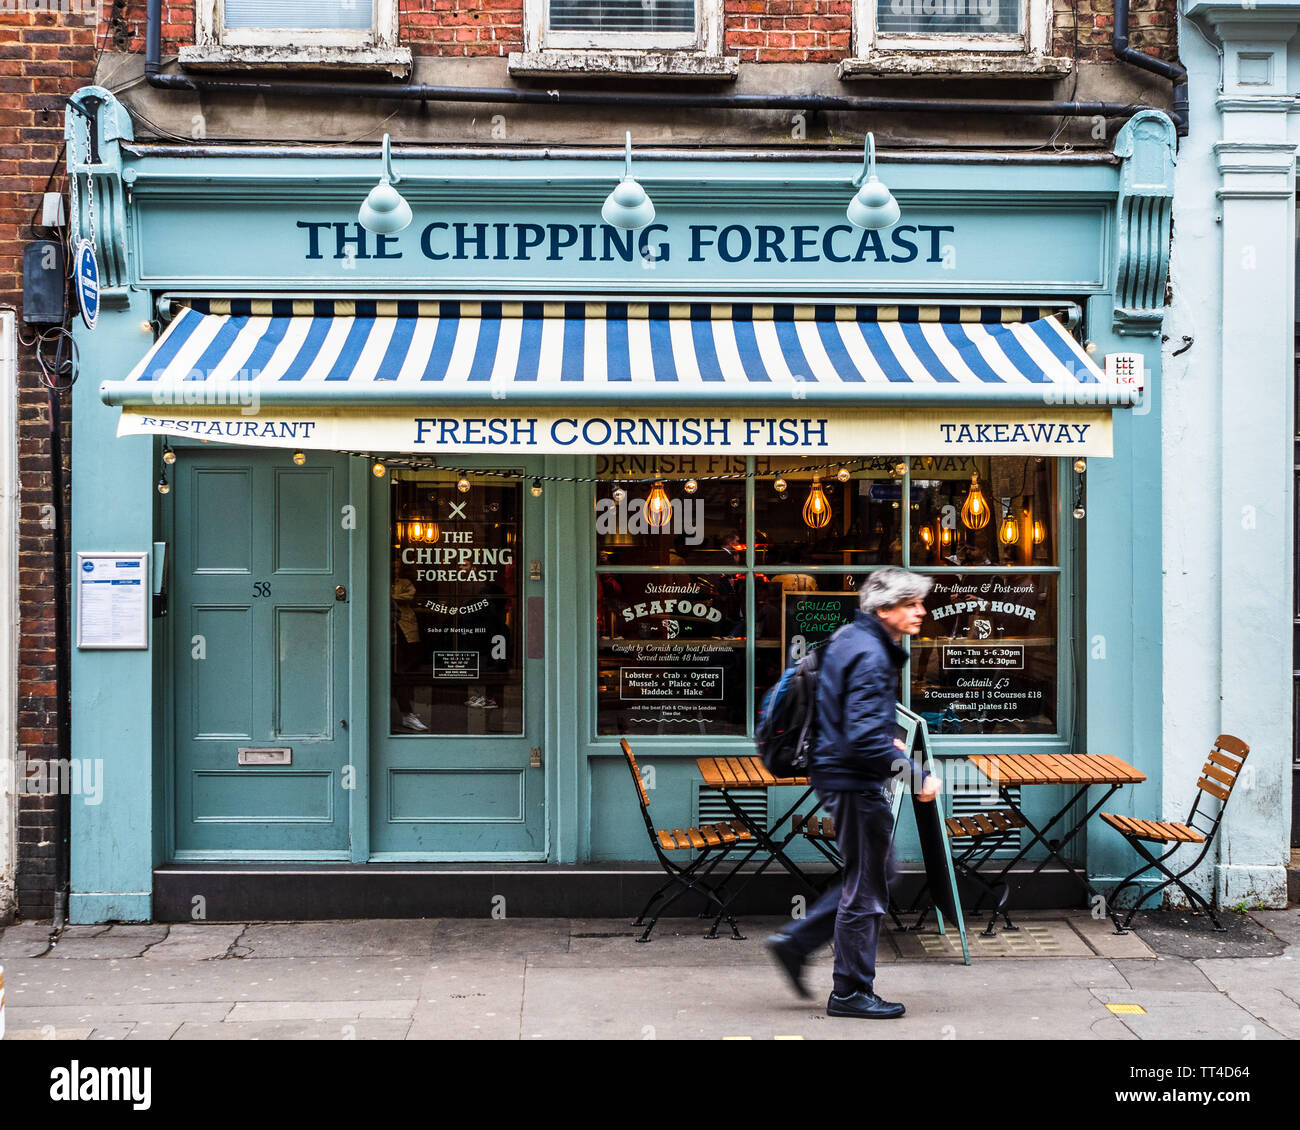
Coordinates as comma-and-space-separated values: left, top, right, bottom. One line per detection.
1, 909, 1296, 1040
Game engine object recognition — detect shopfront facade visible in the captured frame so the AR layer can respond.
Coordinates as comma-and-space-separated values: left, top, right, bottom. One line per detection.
65, 88, 1172, 923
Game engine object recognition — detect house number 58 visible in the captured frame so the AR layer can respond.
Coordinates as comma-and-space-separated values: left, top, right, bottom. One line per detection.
253, 582, 271, 598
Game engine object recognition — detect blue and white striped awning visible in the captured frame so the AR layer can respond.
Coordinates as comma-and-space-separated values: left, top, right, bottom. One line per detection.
105, 300, 1112, 403
102, 301, 1129, 457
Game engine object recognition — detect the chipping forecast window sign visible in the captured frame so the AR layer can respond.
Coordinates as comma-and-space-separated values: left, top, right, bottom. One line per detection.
781, 590, 860, 660
76, 552, 148, 650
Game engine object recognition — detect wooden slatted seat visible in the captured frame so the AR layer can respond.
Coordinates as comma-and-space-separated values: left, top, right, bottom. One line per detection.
656, 821, 752, 851
1104, 734, 1250, 934
1099, 813, 1205, 844
792, 813, 836, 841
944, 810, 1027, 840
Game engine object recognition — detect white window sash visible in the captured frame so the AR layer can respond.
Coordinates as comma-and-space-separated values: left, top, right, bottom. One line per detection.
530, 0, 719, 54
202, 0, 398, 49
854, 0, 1048, 56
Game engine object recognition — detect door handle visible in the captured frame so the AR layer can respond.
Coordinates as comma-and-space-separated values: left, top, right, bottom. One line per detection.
335, 585, 347, 601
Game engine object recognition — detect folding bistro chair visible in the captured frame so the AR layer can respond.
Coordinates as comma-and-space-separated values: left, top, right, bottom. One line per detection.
621, 738, 753, 942
1102, 734, 1250, 934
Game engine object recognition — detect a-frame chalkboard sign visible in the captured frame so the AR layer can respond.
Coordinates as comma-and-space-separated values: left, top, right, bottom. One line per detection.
891, 705, 970, 966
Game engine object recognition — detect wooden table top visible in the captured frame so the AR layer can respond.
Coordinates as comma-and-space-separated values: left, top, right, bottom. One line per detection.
968, 752, 1145, 787
696, 756, 810, 788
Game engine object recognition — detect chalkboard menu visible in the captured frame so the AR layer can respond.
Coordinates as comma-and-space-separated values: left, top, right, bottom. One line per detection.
781, 591, 859, 660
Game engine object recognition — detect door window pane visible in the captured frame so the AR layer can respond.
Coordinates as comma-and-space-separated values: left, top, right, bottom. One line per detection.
912, 573, 1058, 735
597, 571, 746, 735
390, 470, 522, 735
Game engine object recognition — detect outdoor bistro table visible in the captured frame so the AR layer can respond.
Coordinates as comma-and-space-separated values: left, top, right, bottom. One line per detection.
695, 755, 819, 939
965, 752, 1147, 933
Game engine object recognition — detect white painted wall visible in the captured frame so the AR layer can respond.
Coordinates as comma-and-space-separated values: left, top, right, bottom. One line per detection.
0, 311, 18, 923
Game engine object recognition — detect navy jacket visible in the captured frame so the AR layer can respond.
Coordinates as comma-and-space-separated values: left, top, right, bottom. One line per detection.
810, 610, 925, 791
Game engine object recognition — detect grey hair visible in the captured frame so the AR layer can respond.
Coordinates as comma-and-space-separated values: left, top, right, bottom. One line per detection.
860, 568, 934, 614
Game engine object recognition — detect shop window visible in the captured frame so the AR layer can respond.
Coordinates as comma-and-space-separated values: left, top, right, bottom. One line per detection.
183, 0, 410, 73
510, 0, 735, 78
596, 455, 1067, 740
843, 0, 1067, 78
389, 470, 523, 737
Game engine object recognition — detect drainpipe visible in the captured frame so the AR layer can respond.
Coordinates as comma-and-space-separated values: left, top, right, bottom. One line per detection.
144, 0, 1182, 129
1114, 0, 1188, 136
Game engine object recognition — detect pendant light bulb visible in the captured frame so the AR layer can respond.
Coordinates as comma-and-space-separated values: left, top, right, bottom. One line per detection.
683, 478, 698, 495
1032, 518, 1046, 544
372, 461, 386, 478
1073, 458, 1087, 474
645, 480, 672, 528
1073, 506, 1086, 520
960, 472, 991, 530
919, 525, 934, 548
292, 451, 306, 466
531, 478, 543, 498
940, 526, 953, 547
157, 473, 170, 495
802, 476, 832, 529
611, 485, 627, 504
161, 443, 176, 466
457, 477, 471, 494
773, 476, 788, 495
998, 512, 1020, 545
836, 465, 851, 483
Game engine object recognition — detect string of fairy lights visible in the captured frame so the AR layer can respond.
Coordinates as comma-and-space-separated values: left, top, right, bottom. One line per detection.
155, 441, 1086, 540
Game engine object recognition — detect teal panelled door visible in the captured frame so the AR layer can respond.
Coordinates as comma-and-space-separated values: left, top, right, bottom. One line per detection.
172, 450, 351, 858
370, 463, 545, 858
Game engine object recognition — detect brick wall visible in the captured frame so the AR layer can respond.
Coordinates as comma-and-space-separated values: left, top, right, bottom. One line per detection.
0, 8, 97, 921
117, 0, 1177, 65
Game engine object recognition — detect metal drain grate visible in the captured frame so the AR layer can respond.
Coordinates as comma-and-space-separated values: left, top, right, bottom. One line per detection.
948, 784, 1024, 858
695, 783, 768, 831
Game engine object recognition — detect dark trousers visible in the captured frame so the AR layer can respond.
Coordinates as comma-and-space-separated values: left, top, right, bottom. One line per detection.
783, 784, 896, 995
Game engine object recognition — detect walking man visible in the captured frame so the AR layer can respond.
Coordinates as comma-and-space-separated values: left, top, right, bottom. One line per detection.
766, 567, 941, 1019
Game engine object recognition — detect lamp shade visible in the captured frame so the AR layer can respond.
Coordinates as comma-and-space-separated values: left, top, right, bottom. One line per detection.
846, 177, 900, 230
601, 178, 655, 230
359, 179, 412, 235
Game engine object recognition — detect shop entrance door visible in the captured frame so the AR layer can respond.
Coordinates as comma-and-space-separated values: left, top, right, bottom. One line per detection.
170, 449, 352, 858
369, 461, 546, 858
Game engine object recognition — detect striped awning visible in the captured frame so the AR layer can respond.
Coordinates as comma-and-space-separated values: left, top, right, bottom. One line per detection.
101, 301, 1130, 457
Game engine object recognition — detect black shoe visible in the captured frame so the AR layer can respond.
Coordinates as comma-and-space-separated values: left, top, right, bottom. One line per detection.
826, 990, 905, 1019
764, 933, 811, 999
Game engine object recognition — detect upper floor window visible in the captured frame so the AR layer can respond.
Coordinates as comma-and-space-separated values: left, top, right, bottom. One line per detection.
183, 0, 410, 74
511, 0, 735, 78
845, 0, 1066, 77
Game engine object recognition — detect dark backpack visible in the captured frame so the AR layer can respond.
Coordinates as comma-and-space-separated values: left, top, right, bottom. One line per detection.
755, 641, 825, 777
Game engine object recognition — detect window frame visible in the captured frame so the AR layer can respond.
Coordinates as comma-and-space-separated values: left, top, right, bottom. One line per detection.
852, 0, 1050, 58
524, 0, 721, 55
191, 0, 403, 56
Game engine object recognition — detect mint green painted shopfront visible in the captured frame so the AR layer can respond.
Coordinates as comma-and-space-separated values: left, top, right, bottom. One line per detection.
65, 88, 1175, 923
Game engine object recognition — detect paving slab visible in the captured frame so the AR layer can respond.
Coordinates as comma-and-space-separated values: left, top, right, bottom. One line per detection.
126, 1021, 184, 1040
0, 923, 55, 958
237, 920, 433, 959
142, 924, 246, 961
47, 927, 169, 960
426, 918, 571, 957
1066, 913, 1156, 958
1089, 988, 1288, 1039
408, 959, 526, 1039
226, 999, 417, 1022
1128, 909, 1286, 958
171, 1018, 412, 1040
1249, 910, 1300, 948
1112, 956, 1219, 992
6, 1002, 235, 1029
3, 1026, 95, 1040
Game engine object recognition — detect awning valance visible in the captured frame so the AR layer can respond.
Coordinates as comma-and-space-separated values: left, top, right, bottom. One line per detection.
102, 302, 1130, 457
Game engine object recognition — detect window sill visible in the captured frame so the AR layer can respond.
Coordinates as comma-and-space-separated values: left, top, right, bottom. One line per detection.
178, 44, 412, 79
507, 50, 738, 80
837, 53, 1073, 80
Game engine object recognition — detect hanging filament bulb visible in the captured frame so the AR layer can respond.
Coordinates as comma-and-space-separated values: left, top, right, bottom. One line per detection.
802, 476, 831, 529
894, 460, 908, 477
457, 476, 471, 494
836, 465, 851, 483
940, 526, 953, 547
1073, 458, 1087, 474
1032, 516, 1046, 544
919, 525, 934, 549
1072, 505, 1086, 520
611, 485, 627, 504
161, 442, 176, 466
773, 476, 788, 495
998, 509, 1020, 546
530, 478, 543, 498
292, 451, 306, 466
683, 478, 698, 495
156, 473, 170, 495
960, 473, 991, 530
645, 481, 672, 527
372, 461, 387, 478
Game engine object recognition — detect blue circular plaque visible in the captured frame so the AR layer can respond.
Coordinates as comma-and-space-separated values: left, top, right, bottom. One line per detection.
74, 238, 99, 330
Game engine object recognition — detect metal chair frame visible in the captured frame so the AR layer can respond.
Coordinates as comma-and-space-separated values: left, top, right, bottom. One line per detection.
1106, 734, 1250, 934
620, 739, 747, 942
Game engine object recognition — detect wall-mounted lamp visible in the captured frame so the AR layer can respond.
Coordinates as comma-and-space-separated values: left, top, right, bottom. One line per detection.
358, 134, 413, 236
846, 133, 900, 231
602, 132, 656, 231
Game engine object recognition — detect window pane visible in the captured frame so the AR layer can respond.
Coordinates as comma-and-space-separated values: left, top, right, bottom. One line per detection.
912, 573, 1058, 735
550, 0, 695, 32
755, 458, 905, 568
755, 573, 868, 722
596, 572, 746, 735
390, 471, 523, 735
224, 0, 371, 30
876, 0, 1021, 35
596, 456, 746, 567
911, 455, 1058, 568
